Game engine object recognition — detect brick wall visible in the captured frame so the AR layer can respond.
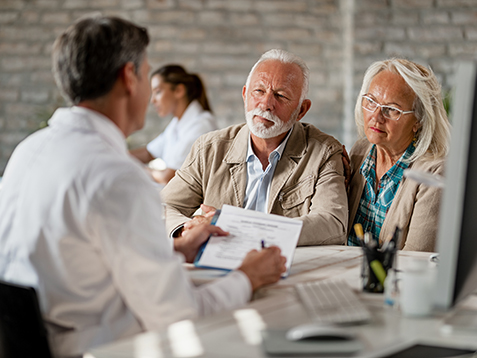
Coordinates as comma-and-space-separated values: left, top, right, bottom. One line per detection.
0, 0, 476, 174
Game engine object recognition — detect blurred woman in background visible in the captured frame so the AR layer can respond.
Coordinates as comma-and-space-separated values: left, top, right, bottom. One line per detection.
131, 65, 217, 184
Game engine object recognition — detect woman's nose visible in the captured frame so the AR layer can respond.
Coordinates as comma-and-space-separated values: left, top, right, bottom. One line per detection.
369, 107, 385, 123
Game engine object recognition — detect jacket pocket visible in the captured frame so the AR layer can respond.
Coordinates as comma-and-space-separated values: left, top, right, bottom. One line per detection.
279, 175, 315, 210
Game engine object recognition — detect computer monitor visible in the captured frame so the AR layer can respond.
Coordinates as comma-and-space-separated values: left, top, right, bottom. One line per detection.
433, 61, 477, 311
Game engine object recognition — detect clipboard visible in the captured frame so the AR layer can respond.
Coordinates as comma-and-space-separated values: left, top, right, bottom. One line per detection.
193, 210, 227, 270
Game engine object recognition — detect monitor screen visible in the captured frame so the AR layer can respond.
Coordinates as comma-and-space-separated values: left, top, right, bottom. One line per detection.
434, 61, 477, 311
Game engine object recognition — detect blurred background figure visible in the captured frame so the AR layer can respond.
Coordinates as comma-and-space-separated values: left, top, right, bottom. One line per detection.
130, 65, 217, 184
346, 58, 451, 252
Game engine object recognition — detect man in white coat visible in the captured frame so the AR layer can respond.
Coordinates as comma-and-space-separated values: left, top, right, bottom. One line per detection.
0, 15, 285, 357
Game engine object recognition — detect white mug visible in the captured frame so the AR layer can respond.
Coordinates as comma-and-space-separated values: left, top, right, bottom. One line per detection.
400, 260, 436, 317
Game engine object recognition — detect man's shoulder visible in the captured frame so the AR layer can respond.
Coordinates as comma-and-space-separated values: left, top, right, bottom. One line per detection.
197, 123, 247, 145
349, 137, 371, 155
299, 122, 342, 150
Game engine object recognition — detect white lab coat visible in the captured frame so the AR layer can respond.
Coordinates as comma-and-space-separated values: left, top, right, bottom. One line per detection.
0, 107, 250, 357
147, 100, 217, 170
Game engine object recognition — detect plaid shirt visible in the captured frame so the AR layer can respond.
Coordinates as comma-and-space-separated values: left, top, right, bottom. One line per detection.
348, 142, 415, 246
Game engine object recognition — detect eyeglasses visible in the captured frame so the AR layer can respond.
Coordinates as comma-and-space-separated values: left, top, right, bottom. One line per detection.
361, 95, 414, 121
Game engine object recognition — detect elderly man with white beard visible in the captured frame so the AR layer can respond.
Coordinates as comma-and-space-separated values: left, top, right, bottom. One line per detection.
162, 49, 348, 246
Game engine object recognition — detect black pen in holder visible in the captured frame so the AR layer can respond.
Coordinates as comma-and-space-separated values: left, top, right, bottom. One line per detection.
361, 245, 396, 293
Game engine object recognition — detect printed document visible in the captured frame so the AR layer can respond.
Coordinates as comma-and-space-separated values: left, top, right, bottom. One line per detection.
195, 205, 302, 277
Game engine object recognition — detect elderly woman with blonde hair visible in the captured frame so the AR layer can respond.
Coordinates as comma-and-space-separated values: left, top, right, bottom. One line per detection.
346, 58, 451, 251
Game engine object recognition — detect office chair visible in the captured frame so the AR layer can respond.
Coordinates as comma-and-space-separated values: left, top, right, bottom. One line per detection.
0, 280, 53, 358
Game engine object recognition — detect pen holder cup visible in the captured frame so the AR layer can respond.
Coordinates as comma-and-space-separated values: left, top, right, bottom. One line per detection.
362, 246, 396, 293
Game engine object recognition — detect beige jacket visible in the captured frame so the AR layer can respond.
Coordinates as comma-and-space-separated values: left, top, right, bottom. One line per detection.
162, 122, 348, 246
347, 138, 445, 252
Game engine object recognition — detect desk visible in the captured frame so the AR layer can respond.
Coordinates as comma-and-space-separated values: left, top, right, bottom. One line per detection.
88, 246, 477, 358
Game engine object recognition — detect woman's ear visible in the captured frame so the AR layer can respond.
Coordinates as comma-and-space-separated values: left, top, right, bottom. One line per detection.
174, 83, 187, 99
413, 121, 421, 133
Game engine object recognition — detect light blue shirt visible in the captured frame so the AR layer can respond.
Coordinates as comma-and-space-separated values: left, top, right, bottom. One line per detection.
243, 128, 293, 213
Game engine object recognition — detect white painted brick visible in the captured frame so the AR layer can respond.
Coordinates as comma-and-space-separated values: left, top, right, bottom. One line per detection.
0, 43, 42, 55
177, 28, 207, 40
422, 11, 450, 25
198, 11, 227, 25
1, 57, 51, 72
466, 27, 477, 40
256, 1, 308, 12
384, 43, 447, 58
229, 13, 259, 26
172, 42, 200, 53
41, 12, 72, 24
145, 0, 175, 10
150, 10, 195, 24
203, 43, 251, 55
437, 0, 476, 7
93, 0, 121, 8
408, 27, 464, 41
262, 14, 295, 26
63, 0, 87, 9
178, 0, 204, 10
391, 12, 419, 25
35, 0, 59, 8
267, 28, 312, 41
393, 0, 434, 8
0, 12, 19, 24
21, 90, 50, 104
121, 0, 145, 10
0, 89, 19, 102
451, 11, 477, 25
354, 41, 382, 55
1, 0, 27, 10
355, 26, 406, 41
449, 43, 477, 57
30, 72, 56, 85
207, 0, 254, 11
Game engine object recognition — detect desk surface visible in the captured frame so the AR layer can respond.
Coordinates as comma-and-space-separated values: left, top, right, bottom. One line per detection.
88, 246, 477, 358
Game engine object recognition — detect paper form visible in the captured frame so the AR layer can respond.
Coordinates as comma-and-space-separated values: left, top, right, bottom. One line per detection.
196, 205, 302, 277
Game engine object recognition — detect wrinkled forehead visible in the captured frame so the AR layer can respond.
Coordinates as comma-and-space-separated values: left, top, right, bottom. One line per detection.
368, 70, 416, 105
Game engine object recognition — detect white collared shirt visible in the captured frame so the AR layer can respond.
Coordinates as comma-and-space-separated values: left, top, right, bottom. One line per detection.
0, 106, 250, 357
147, 100, 217, 170
243, 128, 293, 213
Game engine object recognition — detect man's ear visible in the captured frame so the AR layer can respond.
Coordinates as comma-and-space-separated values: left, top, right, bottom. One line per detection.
296, 99, 312, 121
242, 86, 247, 102
120, 62, 137, 95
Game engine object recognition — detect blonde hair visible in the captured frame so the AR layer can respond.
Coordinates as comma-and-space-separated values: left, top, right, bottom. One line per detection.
355, 58, 451, 162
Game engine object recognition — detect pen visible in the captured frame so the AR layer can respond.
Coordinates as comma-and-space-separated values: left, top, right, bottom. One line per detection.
261, 240, 265, 249
370, 259, 387, 286
354, 223, 365, 247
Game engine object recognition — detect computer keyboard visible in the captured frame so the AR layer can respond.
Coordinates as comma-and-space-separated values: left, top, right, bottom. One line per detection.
295, 280, 372, 325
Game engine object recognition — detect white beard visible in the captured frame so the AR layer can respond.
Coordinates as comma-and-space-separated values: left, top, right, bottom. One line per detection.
245, 107, 299, 139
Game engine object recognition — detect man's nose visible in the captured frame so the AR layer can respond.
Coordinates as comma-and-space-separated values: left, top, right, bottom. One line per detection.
258, 92, 274, 111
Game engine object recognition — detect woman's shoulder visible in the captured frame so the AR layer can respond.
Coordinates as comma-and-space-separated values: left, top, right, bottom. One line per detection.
411, 154, 446, 174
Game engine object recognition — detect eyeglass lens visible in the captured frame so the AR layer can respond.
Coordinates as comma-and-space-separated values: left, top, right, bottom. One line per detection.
362, 96, 402, 120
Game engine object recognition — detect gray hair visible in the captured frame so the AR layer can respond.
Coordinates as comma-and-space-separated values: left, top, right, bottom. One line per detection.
52, 15, 149, 105
355, 58, 451, 162
245, 49, 309, 104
